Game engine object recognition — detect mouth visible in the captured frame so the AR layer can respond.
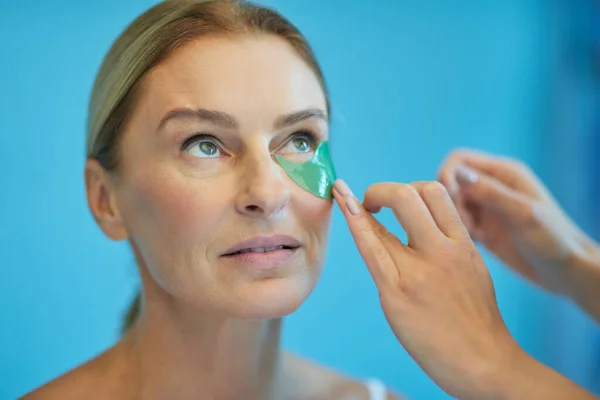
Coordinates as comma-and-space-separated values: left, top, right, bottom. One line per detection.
221, 235, 301, 257
224, 245, 298, 255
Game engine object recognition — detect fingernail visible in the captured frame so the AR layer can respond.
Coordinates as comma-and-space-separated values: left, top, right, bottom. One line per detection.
345, 196, 361, 216
334, 179, 354, 197
456, 165, 479, 186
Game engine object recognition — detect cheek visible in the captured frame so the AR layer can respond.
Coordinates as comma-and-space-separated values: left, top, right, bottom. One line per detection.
119, 168, 233, 294
122, 169, 227, 250
293, 188, 333, 241
294, 191, 332, 271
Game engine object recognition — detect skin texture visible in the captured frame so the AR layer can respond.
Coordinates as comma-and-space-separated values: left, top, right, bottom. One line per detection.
23, 36, 400, 400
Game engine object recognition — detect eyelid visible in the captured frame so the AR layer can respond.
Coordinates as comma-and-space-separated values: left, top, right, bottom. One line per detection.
293, 130, 317, 142
181, 130, 320, 155
277, 130, 319, 152
181, 133, 223, 152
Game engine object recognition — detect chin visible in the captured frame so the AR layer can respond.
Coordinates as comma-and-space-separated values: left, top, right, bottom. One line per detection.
232, 274, 317, 319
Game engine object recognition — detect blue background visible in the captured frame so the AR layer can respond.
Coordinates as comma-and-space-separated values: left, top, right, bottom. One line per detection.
1, 1, 598, 399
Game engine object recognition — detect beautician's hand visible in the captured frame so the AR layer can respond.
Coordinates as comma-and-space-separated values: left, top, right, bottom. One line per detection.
333, 179, 596, 400
438, 150, 600, 319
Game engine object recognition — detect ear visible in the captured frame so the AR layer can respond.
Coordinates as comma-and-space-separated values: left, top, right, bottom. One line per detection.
84, 159, 129, 241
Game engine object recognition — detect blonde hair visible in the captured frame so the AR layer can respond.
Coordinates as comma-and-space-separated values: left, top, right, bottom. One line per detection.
85, 0, 329, 333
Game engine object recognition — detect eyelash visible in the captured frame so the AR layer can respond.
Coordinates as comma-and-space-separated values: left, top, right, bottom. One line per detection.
180, 130, 319, 154
181, 133, 218, 152
287, 130, 318, 149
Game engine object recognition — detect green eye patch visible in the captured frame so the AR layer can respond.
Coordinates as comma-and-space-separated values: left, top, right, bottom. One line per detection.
274, 140, 337, 200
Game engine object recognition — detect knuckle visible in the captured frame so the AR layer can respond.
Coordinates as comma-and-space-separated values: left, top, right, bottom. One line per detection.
364, 182, 382, 195
364, 183, 379, 196
363, 187, 374, 203
514, 200, 540, 226
494, 157, 536, 189
411, 268, 427, 286
421, 181, 448, 198
401, 269, 428, 299
356, 220, 392, 241
373, 225, 392, 240
503, 157, 529, 175
355, 222, 375, 237
392, 184, 418, 203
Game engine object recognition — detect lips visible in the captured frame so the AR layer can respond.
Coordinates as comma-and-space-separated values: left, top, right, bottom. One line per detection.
221, 235, 301, 256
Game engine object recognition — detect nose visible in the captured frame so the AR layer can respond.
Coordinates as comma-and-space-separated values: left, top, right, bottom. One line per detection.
235, 148, 291, 219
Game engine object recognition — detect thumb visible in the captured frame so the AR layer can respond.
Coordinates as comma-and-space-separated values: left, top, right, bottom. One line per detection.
455, 165, 533, 223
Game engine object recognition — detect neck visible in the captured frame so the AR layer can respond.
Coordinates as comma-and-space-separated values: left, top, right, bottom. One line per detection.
125, 293, 286, 400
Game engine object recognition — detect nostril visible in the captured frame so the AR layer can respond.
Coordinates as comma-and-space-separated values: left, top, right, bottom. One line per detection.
245, 204, 261, 213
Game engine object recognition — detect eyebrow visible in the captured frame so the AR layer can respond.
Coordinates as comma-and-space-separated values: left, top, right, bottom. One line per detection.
156, 107, 328, 132
274, 108, 328, 129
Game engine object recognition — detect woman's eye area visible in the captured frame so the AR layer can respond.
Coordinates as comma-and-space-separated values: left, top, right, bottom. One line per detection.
276, 131, 318, 162
292, 137, 310, 152
183, 135, 221, 158
180, 131, 319, 160
280, 132, 316, 154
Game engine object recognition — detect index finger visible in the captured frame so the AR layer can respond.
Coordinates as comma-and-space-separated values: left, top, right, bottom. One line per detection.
332, 184, 401, 290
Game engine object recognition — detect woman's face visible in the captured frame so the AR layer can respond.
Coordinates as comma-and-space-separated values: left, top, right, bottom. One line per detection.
112, 35, 331, 318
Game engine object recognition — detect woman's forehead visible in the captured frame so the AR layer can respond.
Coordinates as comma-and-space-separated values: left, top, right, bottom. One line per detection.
139, 36, 327, 118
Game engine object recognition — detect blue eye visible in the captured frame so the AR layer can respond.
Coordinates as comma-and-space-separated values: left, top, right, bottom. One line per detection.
282, 132, 316, 154
292, 137, 310, 152
183, 135, 222, 158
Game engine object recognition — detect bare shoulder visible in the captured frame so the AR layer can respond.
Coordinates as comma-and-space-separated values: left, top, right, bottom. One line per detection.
21, 340, 134, 400
284, 353, 404, 400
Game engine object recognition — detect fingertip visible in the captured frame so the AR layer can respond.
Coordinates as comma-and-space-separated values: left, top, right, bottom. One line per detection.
364, 204, 381, 214
332, 186, 343, 206
455, 164, 479, 187
334, 179, 354, 198
331, 183, 357, 217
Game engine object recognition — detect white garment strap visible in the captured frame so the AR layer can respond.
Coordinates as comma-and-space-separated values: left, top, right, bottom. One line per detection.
364, 379, 387, 400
